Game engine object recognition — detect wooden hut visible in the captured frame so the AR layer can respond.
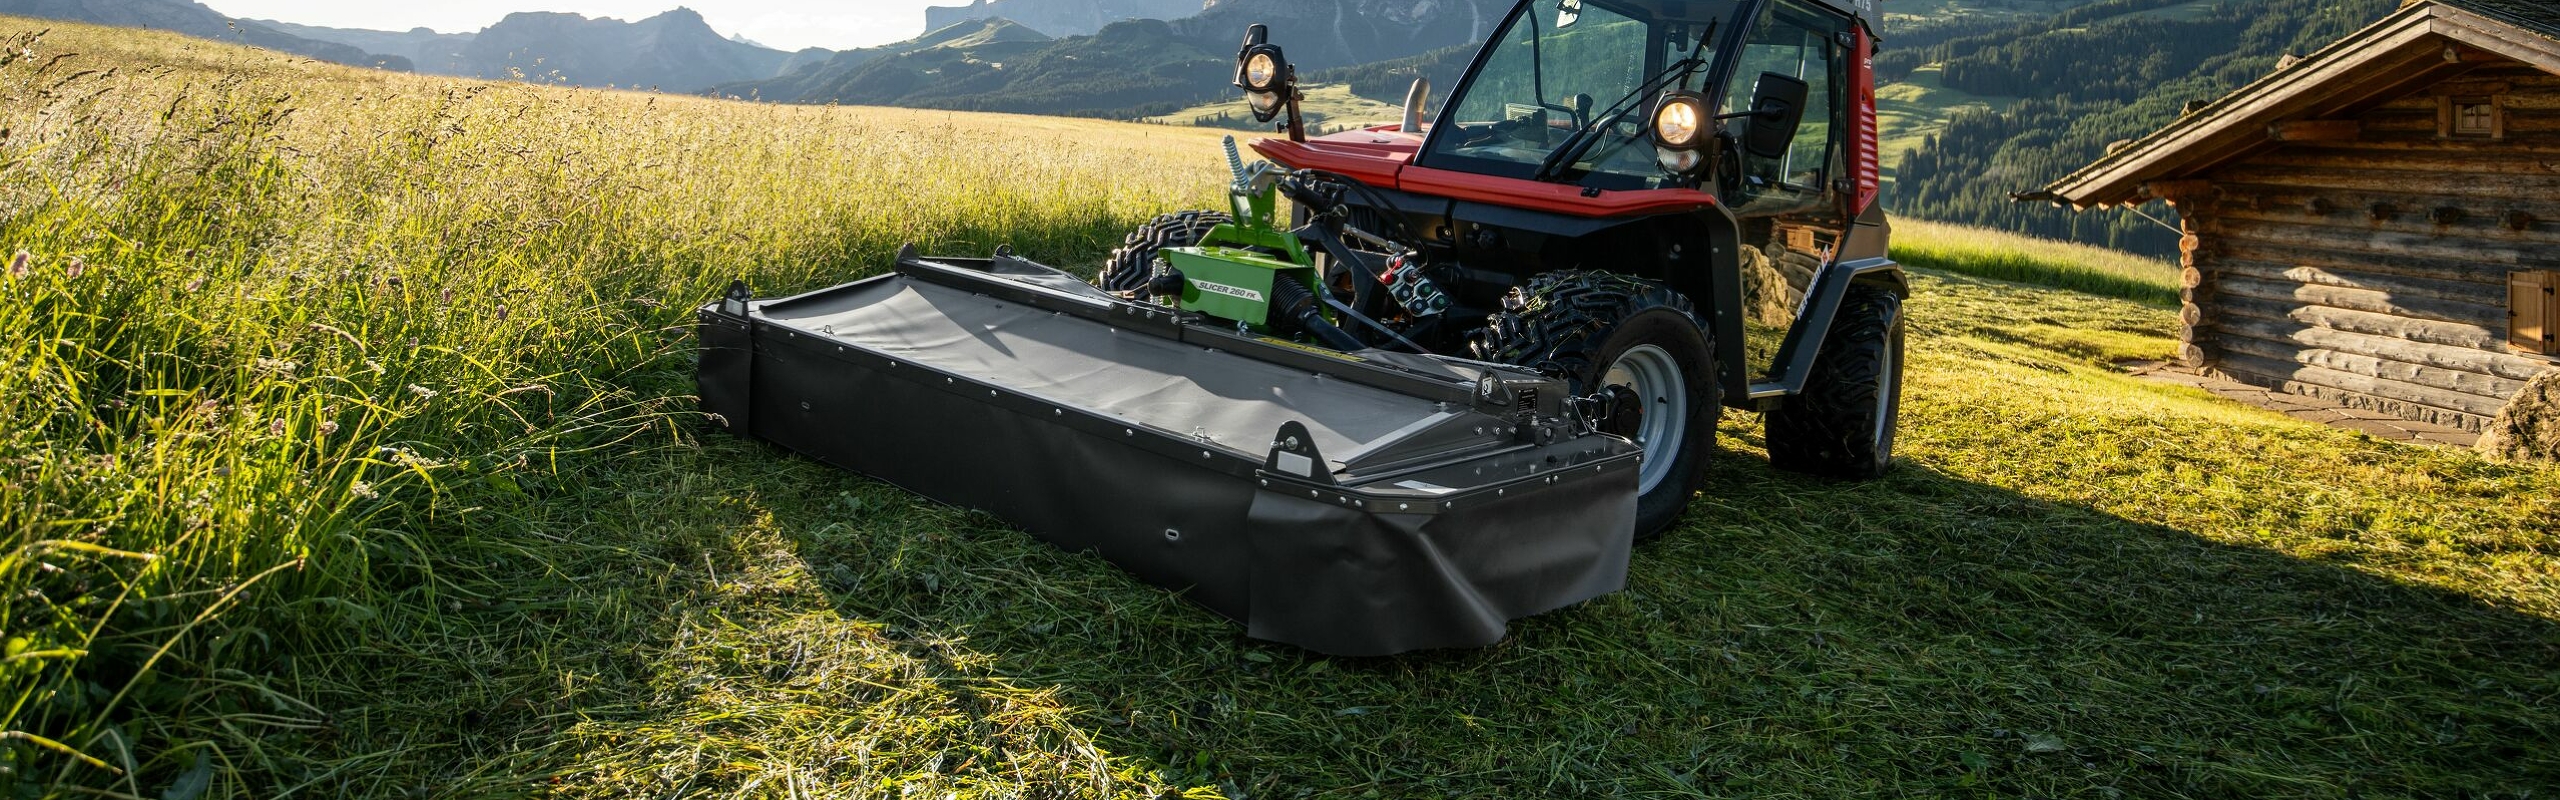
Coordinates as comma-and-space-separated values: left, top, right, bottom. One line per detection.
2044, 0, 2560, 432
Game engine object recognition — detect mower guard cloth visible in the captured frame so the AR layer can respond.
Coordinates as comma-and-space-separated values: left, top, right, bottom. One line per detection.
698, 249, 1642, 656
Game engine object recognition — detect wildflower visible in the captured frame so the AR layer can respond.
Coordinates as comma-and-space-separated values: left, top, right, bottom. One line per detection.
350, 481, 378, 500
183, 276, 204, 292
407, 384, 438, 400
269, 417, 287, 437
255, 357, 298, 375
440, 288, 453, 306
318, 420, 339, 436
7, 250, 26, 278
64, 256, 82, 279
496, 303, 509, 321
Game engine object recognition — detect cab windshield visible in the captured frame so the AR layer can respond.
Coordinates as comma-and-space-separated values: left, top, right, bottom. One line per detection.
1419, 0, 1744, 189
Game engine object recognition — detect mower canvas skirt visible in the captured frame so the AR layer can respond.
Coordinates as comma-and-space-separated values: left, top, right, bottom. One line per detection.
696, 249, 1641, 656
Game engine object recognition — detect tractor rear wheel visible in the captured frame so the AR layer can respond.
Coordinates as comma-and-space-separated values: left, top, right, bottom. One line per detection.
1475, 272, 1718, 539
1097, 210, 1230, 294
1766, 284, 1905, 480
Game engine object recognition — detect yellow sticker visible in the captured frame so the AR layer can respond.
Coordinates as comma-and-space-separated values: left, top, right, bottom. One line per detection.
1257, 337, 1367, 362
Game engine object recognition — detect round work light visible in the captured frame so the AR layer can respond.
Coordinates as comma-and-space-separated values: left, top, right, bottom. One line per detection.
1653, 93, 1707, 150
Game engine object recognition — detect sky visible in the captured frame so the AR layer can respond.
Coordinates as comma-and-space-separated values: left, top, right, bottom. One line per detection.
199, 1, 938, 52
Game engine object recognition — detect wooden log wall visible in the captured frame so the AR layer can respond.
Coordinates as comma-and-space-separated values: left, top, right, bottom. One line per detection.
2185, 61, 2560, 431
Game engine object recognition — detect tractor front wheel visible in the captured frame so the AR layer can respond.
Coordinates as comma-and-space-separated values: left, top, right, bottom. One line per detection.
1766, 284, 1906, 479
1476, 272, 1719, 539
1096, 210, 1230, 294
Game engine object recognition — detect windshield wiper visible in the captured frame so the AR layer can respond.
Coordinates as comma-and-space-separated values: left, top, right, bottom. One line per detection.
1531, 25, 1718, 184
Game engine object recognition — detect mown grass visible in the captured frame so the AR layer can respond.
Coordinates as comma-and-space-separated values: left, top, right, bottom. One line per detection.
5, 16, 2557, 800
1891, 217, 2182, 307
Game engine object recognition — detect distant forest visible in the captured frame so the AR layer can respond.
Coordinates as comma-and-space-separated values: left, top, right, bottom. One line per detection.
1888, 0, 2399, 256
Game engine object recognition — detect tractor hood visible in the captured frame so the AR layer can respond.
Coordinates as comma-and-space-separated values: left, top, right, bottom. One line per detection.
1252, 130, 1724, 219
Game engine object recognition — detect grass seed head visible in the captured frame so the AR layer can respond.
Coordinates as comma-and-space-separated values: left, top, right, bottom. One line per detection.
7, 250, 26, 278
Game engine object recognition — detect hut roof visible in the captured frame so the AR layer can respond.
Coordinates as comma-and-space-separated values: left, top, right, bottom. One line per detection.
2043, 0, 2560, 209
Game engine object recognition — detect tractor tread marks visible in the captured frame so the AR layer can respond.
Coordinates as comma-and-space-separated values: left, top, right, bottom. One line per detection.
1766, 284, 1902, 479
1098, 210, 1231, 293
1473, 271, 1700, 390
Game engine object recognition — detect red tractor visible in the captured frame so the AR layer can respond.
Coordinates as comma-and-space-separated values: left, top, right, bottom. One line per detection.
1100, 0, 1903, 536
700, 0, 1904, 655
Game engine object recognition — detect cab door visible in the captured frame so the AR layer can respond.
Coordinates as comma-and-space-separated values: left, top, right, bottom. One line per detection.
1715, 0, 1854, 373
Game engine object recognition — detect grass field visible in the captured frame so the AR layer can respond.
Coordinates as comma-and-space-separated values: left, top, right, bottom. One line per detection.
5, 17, 2558, 800
1891, 217, 2180, 306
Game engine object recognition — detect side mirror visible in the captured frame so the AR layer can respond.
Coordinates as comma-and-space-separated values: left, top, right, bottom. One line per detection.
1740, 72, 1809, 159
1557, 0, 1583, 29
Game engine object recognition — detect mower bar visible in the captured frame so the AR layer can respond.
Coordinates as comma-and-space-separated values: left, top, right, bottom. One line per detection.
697, 248, 1644, 655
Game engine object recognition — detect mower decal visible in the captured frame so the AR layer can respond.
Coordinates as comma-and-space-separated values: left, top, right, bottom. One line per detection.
1192, 279, 1266, 304
1257, 337, 1368, 363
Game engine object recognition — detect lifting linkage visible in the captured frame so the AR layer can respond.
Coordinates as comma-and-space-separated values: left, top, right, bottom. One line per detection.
1150, 136, 1439, 355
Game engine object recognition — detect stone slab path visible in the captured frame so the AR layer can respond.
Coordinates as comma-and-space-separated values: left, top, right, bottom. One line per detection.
2122, 362, 2481, 449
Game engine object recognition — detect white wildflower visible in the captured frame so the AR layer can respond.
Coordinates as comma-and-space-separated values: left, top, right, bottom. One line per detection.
350, 481, 378, 500
407, 384, 439, 400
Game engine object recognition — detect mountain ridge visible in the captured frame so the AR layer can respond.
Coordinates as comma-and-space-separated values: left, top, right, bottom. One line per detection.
924, 0, 1204, 38
0, 0, 411, 69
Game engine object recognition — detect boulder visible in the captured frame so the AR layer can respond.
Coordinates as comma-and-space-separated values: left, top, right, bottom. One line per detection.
2477, 369, 2560, 462
1739, 246, 1799, 328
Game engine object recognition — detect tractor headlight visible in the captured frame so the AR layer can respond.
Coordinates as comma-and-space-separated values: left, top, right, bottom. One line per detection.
1651, 92, 1709, 175
1652, 93, 1706, 150
1237, 43, 1291, 124
1244, 52, 1280, 92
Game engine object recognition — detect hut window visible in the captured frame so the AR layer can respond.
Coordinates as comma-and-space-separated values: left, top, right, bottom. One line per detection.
2446, 96, 2502, 138
2516, 270, 2559, 356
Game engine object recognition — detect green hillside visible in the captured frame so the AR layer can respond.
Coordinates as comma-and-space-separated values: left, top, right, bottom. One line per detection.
7, 17, 2557, 800
1141, 82, 1407, 132
1874, 65, 2017, 194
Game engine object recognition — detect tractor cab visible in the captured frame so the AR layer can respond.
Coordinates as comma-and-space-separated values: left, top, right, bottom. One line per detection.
1416, 0, 1750, 192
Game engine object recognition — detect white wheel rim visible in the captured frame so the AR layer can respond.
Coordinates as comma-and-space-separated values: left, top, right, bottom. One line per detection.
1603, 344, 1688, 496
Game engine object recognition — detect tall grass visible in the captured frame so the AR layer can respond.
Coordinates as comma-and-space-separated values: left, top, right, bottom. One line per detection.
1889, 216, 2181, 306
5, 15, 2557, 800
0, 18, 1223, 795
